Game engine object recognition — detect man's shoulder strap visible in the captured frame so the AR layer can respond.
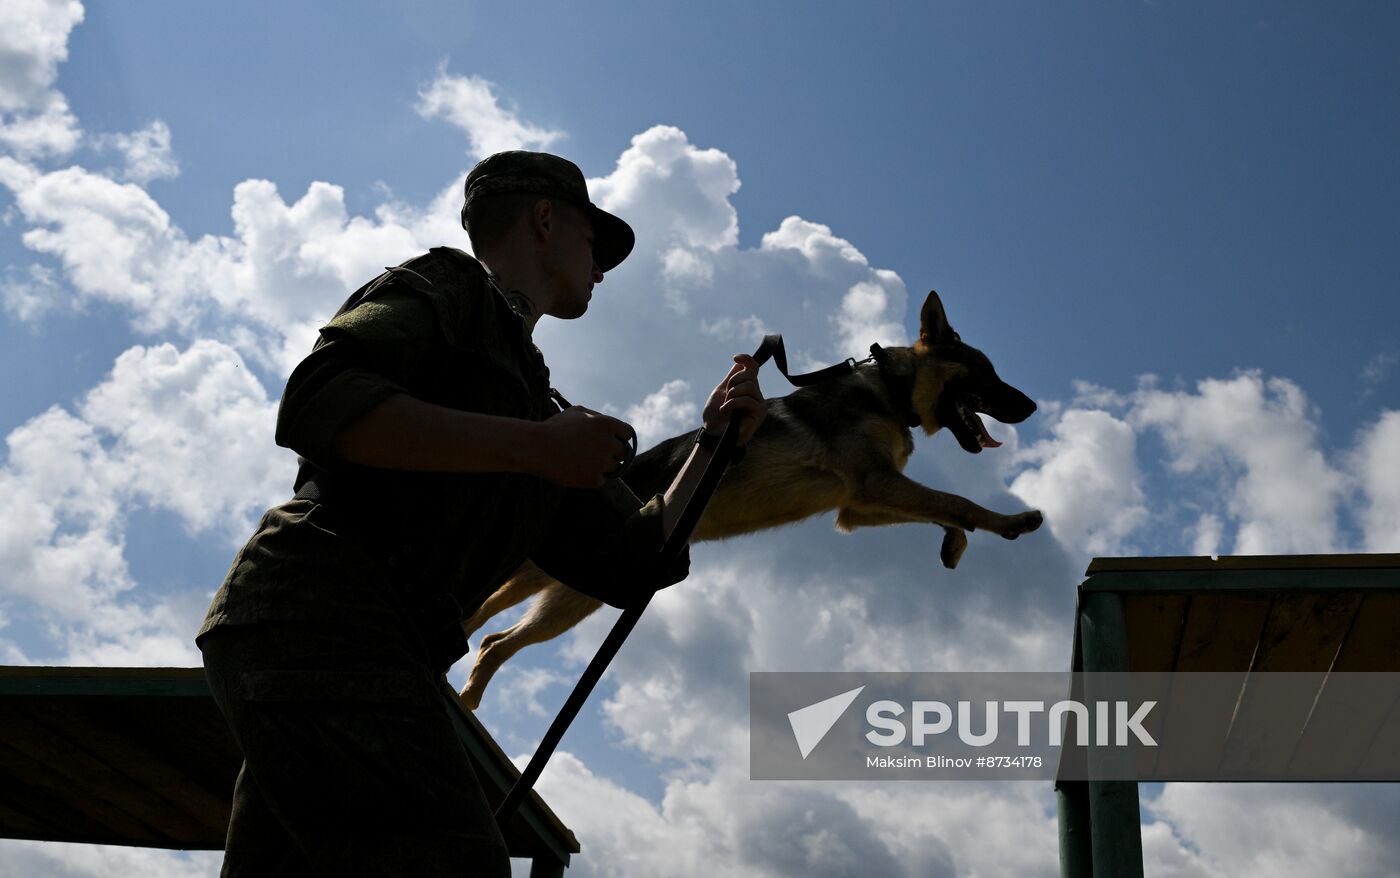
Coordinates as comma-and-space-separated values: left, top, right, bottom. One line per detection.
395, 246, 489, 288
321, 248, 491, 349
425, 245, 481, 270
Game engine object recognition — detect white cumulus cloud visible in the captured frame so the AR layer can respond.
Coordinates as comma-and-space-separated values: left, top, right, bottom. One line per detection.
623, 379, 699, 450
0, 157, 461, 372
834, 276, 909, 356
1, 262, 64, 321
97, 119, 180, 184
1010, 407, 1148, 556
1132, 373, 1346, 554
535, 126, 908, 400
593, 125, 740, 257
1353, 410, 1400, 551
415, 67, 563, 159
1008, 373, 1378, 558
1143, 785, 1400, 878
0, 840, 219, 878
0, 92, 80, 158
0, 0, 84, 158
0, 340, 290, 665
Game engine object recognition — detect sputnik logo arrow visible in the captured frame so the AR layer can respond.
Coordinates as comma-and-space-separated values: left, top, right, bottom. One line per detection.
787, 686, 865, 759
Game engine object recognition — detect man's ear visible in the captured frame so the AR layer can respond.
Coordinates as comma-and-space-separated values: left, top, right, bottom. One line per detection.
918, 290, 958, 346
529, 196, 555, 241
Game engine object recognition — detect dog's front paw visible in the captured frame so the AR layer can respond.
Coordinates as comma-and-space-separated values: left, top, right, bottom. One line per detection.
998, 510, 1043, 540
940, 527, 968, 569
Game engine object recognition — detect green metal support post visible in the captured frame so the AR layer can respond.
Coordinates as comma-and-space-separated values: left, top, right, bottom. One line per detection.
1078, 590, 1144, 878
1055, 778, 1092, 877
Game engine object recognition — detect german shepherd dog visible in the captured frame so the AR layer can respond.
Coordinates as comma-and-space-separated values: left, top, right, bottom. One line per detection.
458, 290, 1043, 708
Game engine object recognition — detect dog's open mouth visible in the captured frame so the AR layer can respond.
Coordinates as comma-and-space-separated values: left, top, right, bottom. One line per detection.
957, 397, 1002, 449
937, 380, 1034, 455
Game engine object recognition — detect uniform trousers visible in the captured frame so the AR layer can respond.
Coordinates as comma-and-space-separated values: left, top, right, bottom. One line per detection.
199, 618, 510, 877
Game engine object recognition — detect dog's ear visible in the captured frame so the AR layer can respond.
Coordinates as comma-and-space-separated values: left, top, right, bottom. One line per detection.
918, 290, 958, 346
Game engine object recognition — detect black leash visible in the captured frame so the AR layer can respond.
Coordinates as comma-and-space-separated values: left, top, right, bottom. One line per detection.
493, 335, 865, 825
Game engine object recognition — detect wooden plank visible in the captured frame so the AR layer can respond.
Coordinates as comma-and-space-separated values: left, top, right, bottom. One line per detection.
5, 702, 215, 844
1175, 595, 1272, 673
1087, 556, 1218, 574
1087, 554, 1400, 575
1151, 595, 1270, 778
0, 667, 206, 680
1218, 672, 1327, 779
0, 667, 210, 698
0, 756, 121, 846
1217, 594, 1360, 777
1357, 693, 1400, 779
0, 669, 579, 857
1083, 570, 1400, 594
1216, 554, 1400, 571
1251, 592, 1364, 672
1123, 672, 1174, 779
0, 734, 164, 845
440, 682, 579, 860
28, 699, 232, 838
1123, 594, 1187, 673
1118, 595, 1185, 777
1290, 673, 1400, 779
0, 792, 61, 839
106, 697, 240, 799
1331, 593, 1400, 672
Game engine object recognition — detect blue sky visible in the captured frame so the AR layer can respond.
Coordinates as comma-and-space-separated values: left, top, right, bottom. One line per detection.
8, 2, 1397, 450
1, 2, 1397, 875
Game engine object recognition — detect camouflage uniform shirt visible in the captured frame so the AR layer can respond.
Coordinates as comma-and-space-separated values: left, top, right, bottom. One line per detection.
197, 247, 668, 667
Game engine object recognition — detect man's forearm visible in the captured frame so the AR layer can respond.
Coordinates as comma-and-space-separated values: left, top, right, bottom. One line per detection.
331, 393, 542, 473
660, 437, 716, 540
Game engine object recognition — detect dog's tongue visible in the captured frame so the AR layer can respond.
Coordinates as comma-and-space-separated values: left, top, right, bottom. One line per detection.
971, 411, 1002, 448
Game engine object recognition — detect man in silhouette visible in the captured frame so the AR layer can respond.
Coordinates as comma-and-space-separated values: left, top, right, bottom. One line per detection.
198, 151, 765, 876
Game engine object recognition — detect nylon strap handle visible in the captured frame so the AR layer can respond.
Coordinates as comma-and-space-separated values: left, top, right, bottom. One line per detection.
494, 335, 838, 825
755, 334, 866, 387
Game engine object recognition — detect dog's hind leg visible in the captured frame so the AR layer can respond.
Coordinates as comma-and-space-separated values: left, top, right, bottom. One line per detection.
939, 526, 968, 567
459, 582, 605, 710
462, 562, 553, 640
837, 508, 968, 568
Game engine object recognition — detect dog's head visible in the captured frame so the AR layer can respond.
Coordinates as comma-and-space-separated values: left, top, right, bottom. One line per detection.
909, 290, 1036, 453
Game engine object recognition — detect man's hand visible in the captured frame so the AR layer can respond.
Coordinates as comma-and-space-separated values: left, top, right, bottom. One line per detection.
533, 406, 638, 488
702, 354, 767, 445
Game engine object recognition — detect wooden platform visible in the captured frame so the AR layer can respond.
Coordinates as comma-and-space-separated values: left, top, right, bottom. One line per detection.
1057, 552, 1400, 878
1079, 552, 1400, 676
0, 667, 578, 872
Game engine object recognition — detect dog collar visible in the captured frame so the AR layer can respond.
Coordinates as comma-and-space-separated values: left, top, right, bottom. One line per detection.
869, 343, 922, 429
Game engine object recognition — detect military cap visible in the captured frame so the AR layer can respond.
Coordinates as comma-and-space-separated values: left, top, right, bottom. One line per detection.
461, 151, 635, 273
